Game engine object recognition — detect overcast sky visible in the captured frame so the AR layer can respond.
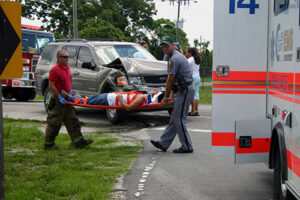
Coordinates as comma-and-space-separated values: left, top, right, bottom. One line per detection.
22, 0, 214, 49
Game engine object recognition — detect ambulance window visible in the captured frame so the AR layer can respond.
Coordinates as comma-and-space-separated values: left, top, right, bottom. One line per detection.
274, 0, 289, 15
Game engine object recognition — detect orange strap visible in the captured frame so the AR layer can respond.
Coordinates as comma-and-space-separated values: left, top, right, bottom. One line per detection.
113, 91, 144, 106
74, 97, 88, 105
65, 101, 166, 109
65, 91, 168, 109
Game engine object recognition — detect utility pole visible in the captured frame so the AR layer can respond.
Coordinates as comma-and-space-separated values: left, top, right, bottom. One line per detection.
161, 0, 197, 42
176, 0, 180, 42
72, 0, 78, 39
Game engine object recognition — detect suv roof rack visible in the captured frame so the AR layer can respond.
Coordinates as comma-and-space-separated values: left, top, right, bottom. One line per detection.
86, 38, 123, 42
54, 39, 88, 43
54, 38, 123, 42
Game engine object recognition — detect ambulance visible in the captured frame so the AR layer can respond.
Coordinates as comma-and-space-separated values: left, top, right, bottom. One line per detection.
212, 0, 300, 199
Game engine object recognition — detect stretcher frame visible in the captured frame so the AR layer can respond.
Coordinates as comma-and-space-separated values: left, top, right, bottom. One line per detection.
65, 101, 165, 109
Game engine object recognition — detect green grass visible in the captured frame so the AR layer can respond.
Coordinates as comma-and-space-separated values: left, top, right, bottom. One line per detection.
199, 86, 212, 105
34, 94, 44, 101
201, 77, 212, 82
3, 118, 143, 200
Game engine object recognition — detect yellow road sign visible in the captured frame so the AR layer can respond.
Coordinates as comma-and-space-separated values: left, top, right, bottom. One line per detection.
0, 1, 22, 79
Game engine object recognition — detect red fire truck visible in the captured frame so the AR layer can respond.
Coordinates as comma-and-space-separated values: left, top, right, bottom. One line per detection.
1, 24, 54, 101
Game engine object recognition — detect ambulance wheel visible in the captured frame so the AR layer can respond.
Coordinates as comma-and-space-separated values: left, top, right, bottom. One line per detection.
106, 109, 127, 124
44, 87, 52, 113
274, 146, 288, 200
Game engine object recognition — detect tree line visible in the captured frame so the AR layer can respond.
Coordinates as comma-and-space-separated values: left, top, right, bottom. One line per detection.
20, 0, 212, 70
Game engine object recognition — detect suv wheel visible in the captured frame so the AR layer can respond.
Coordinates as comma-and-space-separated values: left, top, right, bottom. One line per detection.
106, 106, 127, 124
44, 87, 52, 113
105, 87, 127, 123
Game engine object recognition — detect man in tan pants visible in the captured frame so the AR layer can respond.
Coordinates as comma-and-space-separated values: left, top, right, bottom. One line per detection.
44, 50, 93, 150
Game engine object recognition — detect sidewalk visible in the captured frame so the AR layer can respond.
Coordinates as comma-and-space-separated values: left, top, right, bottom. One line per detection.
201, 81, 212, 86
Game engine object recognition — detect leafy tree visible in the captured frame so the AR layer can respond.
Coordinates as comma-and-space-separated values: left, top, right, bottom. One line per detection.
20, 0, 191, 61
20, 0, 156, 40
78, 18, 127, 40
193, 38, 212, 79
148, 18, 189, 60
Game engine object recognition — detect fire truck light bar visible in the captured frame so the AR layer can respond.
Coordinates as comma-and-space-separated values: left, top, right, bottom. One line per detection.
21, 24, 41, 31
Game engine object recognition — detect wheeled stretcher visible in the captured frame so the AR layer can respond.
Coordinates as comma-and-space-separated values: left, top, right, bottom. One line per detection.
64, 90, 172, 110
65, 100, 165, 110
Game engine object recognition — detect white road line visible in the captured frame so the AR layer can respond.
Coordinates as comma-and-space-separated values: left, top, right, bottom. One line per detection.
134, 157, 157, 198
146, 127, 211, 132
189, 129, 212, 132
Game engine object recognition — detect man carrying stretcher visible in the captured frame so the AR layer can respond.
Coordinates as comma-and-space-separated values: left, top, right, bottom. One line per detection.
60, 90, 166, 112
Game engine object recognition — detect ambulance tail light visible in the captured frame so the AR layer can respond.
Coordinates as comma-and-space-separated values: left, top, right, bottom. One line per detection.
282, 110, 288, 120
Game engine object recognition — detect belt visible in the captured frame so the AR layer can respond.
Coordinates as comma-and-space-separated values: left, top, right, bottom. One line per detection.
184, 82, 193, 86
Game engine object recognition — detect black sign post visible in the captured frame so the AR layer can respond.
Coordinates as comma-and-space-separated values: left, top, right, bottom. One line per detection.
0, 84, 3, 200
0, 2, 22, 199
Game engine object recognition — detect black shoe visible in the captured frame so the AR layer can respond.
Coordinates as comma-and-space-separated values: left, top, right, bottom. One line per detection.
75, 138, 94, 148
44, 143, 60, 150
173, 148, 193, 153
150, 140, 166, 152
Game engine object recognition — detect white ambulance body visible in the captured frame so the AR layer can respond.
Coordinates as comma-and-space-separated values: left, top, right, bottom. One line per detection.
213, 0, 300, 199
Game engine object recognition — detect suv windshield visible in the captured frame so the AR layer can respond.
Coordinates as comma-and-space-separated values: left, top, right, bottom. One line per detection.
94, 44, 157, 65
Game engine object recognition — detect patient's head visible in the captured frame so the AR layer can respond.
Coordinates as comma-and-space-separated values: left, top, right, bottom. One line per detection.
149, 90, 164, 103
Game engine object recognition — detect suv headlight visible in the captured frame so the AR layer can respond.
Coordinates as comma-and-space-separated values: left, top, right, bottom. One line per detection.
117, 76, 128, 86
128, 76, 142, 85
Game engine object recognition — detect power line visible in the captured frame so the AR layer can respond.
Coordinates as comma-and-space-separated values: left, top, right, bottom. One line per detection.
161, 0, 197, 42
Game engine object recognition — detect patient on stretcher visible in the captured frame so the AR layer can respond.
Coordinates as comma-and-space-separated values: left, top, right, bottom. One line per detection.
61, 90, 164, 112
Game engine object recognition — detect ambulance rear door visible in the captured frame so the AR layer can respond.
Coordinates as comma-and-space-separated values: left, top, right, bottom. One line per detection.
212, 0, 271, 163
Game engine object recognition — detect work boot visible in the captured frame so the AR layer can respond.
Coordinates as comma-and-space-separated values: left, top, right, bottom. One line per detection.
150, 140, 167, 152
74, 138, 94, 148
173, 147, 193, 153
44, 143, 60, 150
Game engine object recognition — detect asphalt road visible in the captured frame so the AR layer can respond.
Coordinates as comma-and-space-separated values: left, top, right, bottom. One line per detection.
2, 99, 170, 132
120, 106, 273, 200
2, 100, 273, 200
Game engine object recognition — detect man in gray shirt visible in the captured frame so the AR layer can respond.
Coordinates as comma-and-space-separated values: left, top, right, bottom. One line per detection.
151, 36, 195, 153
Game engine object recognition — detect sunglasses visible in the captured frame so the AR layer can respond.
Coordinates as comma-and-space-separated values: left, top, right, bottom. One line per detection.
60, 55, 69, 58
161, 44, 169, 49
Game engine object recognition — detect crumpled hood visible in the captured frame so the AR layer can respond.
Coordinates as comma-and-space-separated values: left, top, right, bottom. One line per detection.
112, 58, 168, 76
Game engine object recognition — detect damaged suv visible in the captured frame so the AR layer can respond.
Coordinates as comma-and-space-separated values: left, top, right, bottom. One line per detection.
35, 39, 171, 123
